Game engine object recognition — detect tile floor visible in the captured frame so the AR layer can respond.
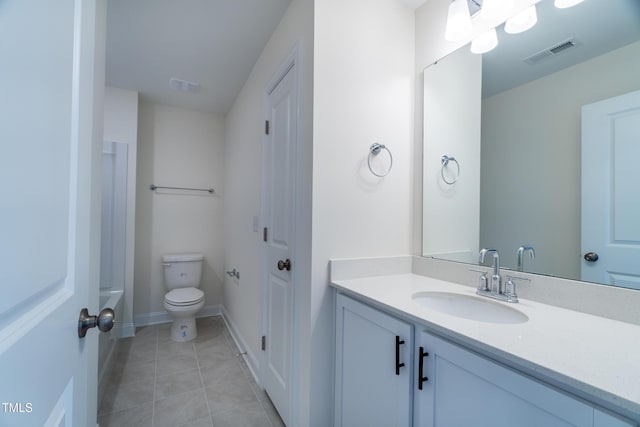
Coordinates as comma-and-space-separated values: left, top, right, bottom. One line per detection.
98, 316, 285, 427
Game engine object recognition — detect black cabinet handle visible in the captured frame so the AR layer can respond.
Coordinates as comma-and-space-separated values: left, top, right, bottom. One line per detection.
418, 346, 429, 390
395, 335, 405, 375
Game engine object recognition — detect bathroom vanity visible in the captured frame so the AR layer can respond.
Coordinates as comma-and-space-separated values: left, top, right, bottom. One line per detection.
331, 258, 640, 427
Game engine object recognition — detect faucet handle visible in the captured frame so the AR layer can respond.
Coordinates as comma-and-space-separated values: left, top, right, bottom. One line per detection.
504, 275, 531, 303
469, 268, 490, 291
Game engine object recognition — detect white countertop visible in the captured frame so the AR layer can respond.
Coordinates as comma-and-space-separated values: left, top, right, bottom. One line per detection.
331, 273, 640, 418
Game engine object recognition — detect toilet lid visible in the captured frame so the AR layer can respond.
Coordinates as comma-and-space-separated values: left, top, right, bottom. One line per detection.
165, 288, 204, 306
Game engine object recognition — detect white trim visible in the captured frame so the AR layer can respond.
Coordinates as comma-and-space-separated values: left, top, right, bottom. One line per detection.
133, 304, 222, 328
221, 306, 260, 384
120, 322, 136, 338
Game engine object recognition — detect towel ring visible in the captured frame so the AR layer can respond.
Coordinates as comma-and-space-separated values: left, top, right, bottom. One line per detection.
441, 155, 460, 185
368, 143, 393, 177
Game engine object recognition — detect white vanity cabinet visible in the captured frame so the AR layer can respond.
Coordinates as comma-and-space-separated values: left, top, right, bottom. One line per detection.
414, 330, 633, 427
335, 293, 636, 427
335, 294, 413, 427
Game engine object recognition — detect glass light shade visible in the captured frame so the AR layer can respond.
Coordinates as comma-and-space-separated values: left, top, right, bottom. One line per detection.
471, 28, 499, 54
554, 0, 585, 8
504, 5, 538, 34
445, 0, 473, 42
481, 0, 506, 19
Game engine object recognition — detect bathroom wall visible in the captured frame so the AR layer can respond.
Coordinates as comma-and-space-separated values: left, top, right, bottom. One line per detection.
481, 40, 640, 279
223, 0, 314, 423
312, 0, 415, 424
103, 86, 138, 336
134, 100, 225, 324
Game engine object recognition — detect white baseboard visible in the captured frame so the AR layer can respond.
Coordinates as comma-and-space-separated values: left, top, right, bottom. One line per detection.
120, 322, 136, 338
133, 304, 222, 329
221, 306, 260, 385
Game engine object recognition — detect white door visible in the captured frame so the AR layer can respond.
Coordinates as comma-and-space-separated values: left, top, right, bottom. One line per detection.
0, 1, 105, 426
262, 61, 298, 425
581, 90, 640, 289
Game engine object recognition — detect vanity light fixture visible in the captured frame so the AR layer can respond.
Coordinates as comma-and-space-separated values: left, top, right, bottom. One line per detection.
445, 0, 473, 42
554, 0, 585, 8
471, 28, 499, 54
505, 4, 538, 34
480, 0, 506, 19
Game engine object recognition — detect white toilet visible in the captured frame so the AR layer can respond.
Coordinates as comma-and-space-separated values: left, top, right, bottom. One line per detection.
162, 253, 206, 342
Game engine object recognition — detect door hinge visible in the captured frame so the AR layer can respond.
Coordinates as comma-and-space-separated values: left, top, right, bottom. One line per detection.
261, 335, 266, 351
265, 120, 270, 135
263, 227, 268, 242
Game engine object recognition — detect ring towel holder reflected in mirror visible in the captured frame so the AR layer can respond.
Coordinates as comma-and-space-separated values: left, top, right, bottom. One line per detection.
368, 143, 393, 177
441, 155, 460, 184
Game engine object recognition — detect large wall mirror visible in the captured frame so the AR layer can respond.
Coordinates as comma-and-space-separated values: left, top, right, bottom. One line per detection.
422, 0, 640, 290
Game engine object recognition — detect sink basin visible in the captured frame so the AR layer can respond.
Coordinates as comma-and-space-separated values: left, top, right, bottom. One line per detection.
411, 291, 528, 324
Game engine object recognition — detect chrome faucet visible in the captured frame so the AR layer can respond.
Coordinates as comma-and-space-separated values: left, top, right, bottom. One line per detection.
479, 248, 501, 294
517, 246, 535, 272
476, 248, 523, 303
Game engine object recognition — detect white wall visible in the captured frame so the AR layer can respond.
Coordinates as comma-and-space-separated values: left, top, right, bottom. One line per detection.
481, 40, 640, 279
223, 0, 314, 424
422, 47, 481, 261
134, 100, 225, 323
103, 86, 138, 336
312, 0, 415, 424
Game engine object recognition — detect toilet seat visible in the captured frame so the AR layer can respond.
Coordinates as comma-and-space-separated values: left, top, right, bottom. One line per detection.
165, 288, 204, 306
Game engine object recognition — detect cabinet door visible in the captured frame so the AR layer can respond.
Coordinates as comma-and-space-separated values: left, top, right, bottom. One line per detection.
335, 294, 413, 427
414, 331, 594, 427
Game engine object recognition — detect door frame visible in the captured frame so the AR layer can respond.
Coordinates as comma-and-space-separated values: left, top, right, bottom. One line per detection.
260, 43, 302, 425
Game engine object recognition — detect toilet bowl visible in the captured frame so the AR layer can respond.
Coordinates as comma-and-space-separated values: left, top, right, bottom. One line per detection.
162, 253, 205, 342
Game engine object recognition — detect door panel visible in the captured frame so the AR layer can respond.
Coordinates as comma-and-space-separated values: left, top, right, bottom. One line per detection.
581, 90, 640, 289
0, 1, 104, 426
263, 62, 297, 425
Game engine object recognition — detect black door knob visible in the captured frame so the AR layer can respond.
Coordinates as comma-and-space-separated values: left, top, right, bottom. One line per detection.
277, 259, 291, 271
584, 252, 599, 262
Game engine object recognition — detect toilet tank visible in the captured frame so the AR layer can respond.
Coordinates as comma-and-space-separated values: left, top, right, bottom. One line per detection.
162, 253, 204, 290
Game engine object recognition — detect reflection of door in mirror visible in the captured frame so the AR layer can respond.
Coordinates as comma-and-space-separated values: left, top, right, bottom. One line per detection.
581, 90, 640, 290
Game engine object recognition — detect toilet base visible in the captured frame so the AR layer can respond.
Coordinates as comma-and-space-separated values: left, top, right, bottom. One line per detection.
170, 317, 197, 342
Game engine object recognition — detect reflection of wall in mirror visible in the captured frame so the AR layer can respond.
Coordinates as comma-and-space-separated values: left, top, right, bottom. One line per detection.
422, 47, 481, 261
480, 40, 640, 279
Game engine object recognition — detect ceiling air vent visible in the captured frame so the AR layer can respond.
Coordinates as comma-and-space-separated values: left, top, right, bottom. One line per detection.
523, 38, 579, 65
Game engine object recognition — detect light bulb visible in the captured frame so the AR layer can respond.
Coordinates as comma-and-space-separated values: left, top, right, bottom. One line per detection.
505, 5, 537, 34
445, 0, 473, 42
471, 28, 499, 54
554, 0, 585, 8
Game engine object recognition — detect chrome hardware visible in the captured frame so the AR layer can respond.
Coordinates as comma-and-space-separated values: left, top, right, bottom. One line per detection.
277, 259, 291, 271
584, 252, 599, 262
78, 307, 115, 338
503, 275, 531, 303
479, 248, 501, 294
476, 249, 522, 303
440, 155, 460, 185
469, 268, 490, 292
226, 268, 240, 279
517, 246, 536, 271
368, 143, 393, 177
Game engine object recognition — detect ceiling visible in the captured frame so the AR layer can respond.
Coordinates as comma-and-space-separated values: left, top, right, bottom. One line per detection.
481, 0, 640, 97
106, 0, 291, 114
